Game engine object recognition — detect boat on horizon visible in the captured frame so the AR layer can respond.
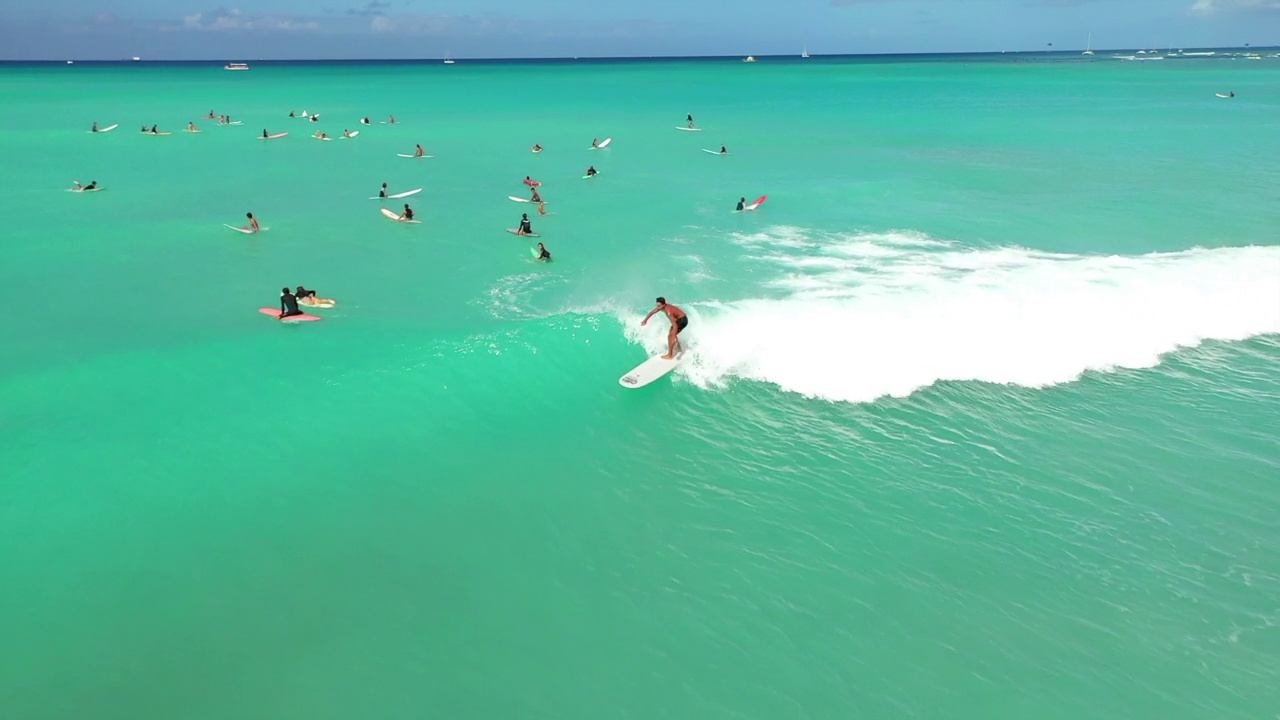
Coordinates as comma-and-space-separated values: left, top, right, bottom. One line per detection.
1083, 33, 1093, 55
743, 55, 757, 63
801, 47, 810, 58
225, 62, 250, 70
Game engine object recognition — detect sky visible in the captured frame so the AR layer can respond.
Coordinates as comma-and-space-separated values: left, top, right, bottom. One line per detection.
0, 0, 1277, 60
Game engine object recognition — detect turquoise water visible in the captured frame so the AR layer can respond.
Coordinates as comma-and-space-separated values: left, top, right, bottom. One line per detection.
2, 55, 1279, 718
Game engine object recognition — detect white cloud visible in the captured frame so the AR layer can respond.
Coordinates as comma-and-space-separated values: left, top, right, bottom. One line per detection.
181, 8, 320, 32
1190, 0, 1280, 13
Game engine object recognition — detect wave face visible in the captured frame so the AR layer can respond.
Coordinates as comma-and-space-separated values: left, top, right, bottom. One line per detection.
619, 226, 1280, 402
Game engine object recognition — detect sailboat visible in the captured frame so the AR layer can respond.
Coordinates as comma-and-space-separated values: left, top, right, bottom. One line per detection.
443, 51, 455, 64
801, 47, 810, 58
1082, 33, 1094, 55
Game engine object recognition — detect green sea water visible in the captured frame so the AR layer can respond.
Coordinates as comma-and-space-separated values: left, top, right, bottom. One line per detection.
2, 55, 1279, 719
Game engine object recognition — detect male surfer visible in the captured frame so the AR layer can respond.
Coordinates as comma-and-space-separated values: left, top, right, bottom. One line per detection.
517, 213, 533, 235
736, 197, 746, 211
289, 110, 296, 118
414, 144, 425, 157
720, 145, 728, 155
641, 297, 688, 360
535, 242, 551, 262
262, 129, 269, 138
246, 212, 260, 232
530, 186, 542, 203
150, 124, 159, 134
686, 113, 694, 128
279, 287, 303, 318
399, 204, 415, 221
388, 115, 396, 124
585, 165, 597, 177
92, 122, 99, 132
379, 182, 388, 198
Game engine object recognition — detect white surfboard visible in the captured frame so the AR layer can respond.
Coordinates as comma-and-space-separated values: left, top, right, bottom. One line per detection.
90, 124, 119, 133
339, 131, 360, 138
381, 208, 421, 223
299, 300, 336, 309
702, 148, 730, 155
508, 195, 535, 203
1215, 93, 1233, 98
619, 354, 684, 388
591, 137, 612, 149
675, 126, 701, 131
224, 224, 266, 233
313, 136, 332, 141
506, 228, 539, 237
397, 153, 434, 158
369, 188, 423, 200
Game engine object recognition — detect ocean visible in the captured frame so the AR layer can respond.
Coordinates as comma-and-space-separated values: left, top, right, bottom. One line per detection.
1, 53, 1278, 719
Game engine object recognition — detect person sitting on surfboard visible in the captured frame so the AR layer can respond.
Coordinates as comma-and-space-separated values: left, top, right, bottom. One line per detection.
532, 144, 542, 153
414, 144, 425, 157
379, 182, 388, 199
530, 187, 542, 203
585, 166, 597, 177
535, 242, 551, 262
641, 297, 689, 360
362, 117, 371, 125
720, 145, 728, 154
400, 204, 415, 221
140, 126, 147, 132
246, 212, 260, 232
343, 129, 352, 137
591, 138, 599, 148
263, 129, 270, 138
150, 124, 159, 134
92, 122, 99, 132
517, 213, 533, 235
279, 288, 303, 319
187, 122, 197, 132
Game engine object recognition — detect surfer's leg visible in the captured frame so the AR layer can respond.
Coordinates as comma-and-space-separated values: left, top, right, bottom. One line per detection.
663, 327, 677, 360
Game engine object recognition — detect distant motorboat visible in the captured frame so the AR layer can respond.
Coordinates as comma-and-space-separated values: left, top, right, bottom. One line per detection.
743, 55, 757, 63
225, 62, 250, 71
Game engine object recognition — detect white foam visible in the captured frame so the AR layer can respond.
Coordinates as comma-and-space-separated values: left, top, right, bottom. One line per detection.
618, 227, 1280, 403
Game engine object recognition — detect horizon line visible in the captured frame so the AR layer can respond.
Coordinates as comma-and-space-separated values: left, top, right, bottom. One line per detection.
5, 46, 1275, 64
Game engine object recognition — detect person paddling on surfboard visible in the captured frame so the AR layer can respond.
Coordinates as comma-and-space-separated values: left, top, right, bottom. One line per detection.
246, 212, 260, 232
535, 242, 551, 261
517, 213, 533, 235
641, 297, 688, 360
399, 204, 415, 221
279, 287, 303, 319
532, 143, 542, 153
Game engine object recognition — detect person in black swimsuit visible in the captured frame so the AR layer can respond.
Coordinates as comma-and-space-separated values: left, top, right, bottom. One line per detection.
518, 213, 533, 235
641, 297, 689, 359
535, 242, 551, 261
400, 204, 415, 221
379, 182, 388, 198
736, 197, 745, 211
295, 286, 317, 300
279, 287, 302, 318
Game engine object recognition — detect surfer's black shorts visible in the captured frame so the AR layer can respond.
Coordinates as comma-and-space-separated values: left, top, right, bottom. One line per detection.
676, 316, 688, 333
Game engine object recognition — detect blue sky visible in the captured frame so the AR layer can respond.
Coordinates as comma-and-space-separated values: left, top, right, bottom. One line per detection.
1, 0, 1277, 60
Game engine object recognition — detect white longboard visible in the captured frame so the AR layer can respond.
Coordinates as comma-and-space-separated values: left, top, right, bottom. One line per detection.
702, 149, 730, 155
90, 124, 119, 133
675, 126, 701, 131
381, 208, 421, 223
591, 137, 612, 149
225, 224, 266, 233
370, 188, 423, 200
619, 354, 684, 388
506, 228, 539, 237
508, 195, 535, 203
340, 131, 360, 138
397, 153, 434, 158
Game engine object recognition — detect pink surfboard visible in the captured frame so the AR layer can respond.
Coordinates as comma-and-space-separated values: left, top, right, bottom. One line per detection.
259, 307, 322, 322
